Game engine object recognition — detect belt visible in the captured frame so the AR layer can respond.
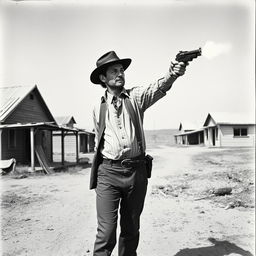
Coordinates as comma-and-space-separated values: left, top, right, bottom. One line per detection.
102, 154, 145, 168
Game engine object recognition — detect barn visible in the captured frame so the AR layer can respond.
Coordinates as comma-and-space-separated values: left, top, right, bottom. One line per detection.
0, 85, 82, 172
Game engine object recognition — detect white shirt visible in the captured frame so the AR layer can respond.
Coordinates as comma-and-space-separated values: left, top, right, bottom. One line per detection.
93, 72, 175, 160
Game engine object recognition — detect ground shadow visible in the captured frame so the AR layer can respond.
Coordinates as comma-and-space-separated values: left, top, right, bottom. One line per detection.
174, 238, 254, 256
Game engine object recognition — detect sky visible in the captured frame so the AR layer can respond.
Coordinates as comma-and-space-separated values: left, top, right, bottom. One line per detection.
0, 0, 255, 130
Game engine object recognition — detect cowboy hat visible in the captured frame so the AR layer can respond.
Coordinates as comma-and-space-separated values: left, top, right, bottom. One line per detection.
90, 51, 132, 84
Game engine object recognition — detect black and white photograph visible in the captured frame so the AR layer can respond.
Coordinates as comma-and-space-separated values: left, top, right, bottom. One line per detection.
0, 0, 255, 255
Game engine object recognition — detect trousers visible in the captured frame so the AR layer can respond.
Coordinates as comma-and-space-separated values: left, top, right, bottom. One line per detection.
93, 160, 148, 256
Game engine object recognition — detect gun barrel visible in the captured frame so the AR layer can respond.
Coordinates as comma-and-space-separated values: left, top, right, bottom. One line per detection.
182, 48, 202, 56
175, 47, 202, 63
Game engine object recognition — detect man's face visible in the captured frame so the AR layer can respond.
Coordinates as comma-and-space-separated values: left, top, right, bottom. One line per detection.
100, 63, 125, 88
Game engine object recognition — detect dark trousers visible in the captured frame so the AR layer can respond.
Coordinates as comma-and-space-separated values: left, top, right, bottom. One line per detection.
93, 161, 148, 256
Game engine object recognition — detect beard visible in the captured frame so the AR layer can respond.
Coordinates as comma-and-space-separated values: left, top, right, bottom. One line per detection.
115, 79, 125, 87
108, 78, 125, 89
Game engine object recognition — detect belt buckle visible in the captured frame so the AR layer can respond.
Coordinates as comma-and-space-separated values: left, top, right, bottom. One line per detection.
121, 159, 132, 168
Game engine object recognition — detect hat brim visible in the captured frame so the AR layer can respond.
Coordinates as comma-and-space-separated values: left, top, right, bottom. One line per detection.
90, 58, 132, 84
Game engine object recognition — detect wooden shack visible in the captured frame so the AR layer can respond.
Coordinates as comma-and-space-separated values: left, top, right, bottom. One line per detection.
0, 85, 79, 172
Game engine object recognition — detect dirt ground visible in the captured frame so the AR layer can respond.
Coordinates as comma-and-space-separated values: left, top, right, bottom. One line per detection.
1, 146, 255, 256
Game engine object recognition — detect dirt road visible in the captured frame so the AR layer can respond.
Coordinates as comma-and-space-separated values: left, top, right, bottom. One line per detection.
1, 147, 255, 256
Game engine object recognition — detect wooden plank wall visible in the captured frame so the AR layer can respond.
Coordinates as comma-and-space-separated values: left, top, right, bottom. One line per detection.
220, 125, 255, 147
1, 129, 30, 163
88, 134, 95, 152
4, 90, 52, 124
79, 134, 88, 153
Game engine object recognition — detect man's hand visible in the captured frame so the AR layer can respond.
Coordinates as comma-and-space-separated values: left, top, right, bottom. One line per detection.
169, 61, 187, 78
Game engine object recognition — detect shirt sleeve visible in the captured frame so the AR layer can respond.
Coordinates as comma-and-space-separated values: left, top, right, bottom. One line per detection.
130, 72, 177, 112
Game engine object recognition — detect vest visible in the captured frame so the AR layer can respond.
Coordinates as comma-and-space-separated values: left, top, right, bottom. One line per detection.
89, 95, 143, 189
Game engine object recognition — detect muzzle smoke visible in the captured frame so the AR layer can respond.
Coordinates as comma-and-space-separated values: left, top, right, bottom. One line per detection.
202, 41, 232, 59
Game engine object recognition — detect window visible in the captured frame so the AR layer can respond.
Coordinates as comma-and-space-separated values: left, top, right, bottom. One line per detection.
8, 129, 16, 148
233, 127, 248, 137
241, 128, 248, 136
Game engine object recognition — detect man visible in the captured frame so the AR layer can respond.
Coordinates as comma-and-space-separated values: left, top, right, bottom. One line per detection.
90, 51, 186, 256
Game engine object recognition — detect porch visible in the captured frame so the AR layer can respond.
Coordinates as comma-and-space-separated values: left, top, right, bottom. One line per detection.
0, 122, 89, 174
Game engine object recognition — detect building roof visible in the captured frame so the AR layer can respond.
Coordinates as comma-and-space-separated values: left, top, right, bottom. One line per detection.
77, 128, 95, 135
175, 112, 255, 137
55, 116, 76, 126
174, 127, 205, 136
204, 112, 255, 126
0, 85, 56, 123
0, 122, 78, 132
178, 121, 199, 131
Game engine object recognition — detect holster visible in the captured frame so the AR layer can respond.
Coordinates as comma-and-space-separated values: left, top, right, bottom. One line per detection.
145, 154, 153, 178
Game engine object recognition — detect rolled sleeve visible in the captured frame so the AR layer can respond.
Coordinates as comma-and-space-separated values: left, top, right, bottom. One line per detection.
157, 72, 177, 93
130, 72, 176, 112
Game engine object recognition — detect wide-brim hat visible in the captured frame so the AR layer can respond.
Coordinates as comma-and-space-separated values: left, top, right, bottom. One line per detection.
90, 51, 132, 84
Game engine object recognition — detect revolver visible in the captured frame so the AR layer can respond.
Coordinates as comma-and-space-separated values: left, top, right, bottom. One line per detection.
175, 48, 202, 64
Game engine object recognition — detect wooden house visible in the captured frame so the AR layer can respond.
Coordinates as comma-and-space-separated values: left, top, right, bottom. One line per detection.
203, 112, 255, 147
0, 85, 79, 172
174, 112, 255, 147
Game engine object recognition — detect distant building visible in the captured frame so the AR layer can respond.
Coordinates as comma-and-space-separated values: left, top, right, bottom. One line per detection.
203, 112, 255, 147
178, 122, 198, 133
55, 116, 77, 128
175, 122, 204, 145
174, 112, 255, 147
53, 116, 95, 162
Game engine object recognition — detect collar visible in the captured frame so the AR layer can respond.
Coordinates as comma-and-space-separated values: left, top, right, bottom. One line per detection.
103, 88, 130, 104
